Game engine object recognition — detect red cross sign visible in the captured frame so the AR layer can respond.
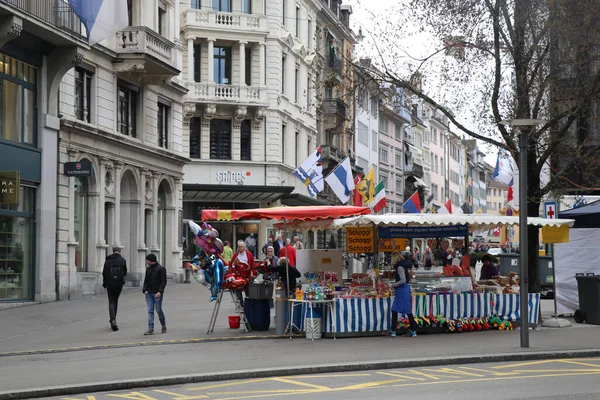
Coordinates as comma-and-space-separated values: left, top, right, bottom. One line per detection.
544, 201, 558, 219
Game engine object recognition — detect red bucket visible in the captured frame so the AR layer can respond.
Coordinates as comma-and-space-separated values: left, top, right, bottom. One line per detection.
228, 315, 241, 329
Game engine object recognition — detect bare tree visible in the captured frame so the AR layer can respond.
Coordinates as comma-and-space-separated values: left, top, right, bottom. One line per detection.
352, 0, 600, 292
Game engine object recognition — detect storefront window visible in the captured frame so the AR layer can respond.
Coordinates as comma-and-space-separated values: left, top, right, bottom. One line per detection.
0, 54, 37, 146
74, 176, 89, 272
157, 183, 166, 265
0, 186, 35, 301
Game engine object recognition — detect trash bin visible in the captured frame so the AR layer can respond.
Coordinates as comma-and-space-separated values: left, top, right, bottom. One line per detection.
574, 273, 600, 325
305, 306, 322, 340
244, 298, 271, 330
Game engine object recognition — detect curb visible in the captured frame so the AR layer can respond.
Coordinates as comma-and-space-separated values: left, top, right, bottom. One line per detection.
0, 334, 289, 358
2, 348, 600, 400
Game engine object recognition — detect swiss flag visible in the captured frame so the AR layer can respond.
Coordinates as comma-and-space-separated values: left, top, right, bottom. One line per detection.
444, 199, 453, 214
352, 173, 363, 206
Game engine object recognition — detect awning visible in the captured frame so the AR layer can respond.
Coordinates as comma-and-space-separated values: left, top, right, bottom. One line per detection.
183, 184, 294, 203
202, 205, 371, 222
331, 213, 575, 231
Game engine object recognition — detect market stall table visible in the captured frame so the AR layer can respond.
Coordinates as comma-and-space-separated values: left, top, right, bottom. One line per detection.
289, 298, 337, 339
305, 293, 542, 336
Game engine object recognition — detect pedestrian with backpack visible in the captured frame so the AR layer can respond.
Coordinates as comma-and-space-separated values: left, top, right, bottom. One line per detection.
102, 246, 127, 331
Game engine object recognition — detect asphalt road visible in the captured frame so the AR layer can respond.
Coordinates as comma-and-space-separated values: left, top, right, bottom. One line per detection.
41, 358, 600, 400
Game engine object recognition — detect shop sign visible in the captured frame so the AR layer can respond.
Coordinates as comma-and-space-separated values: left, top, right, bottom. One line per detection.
378, 237, 410, 253
0, 171, 19, 204
378, 224, 468, 240
346, 227, 374, 253
216, 170, 250, 184
64, 161, 93, 177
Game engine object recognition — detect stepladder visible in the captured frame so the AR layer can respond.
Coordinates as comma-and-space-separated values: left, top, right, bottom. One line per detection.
207, 290, 251, 334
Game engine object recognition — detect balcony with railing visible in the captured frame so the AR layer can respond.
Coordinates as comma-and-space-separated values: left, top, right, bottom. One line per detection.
432, 109, 448, 126
185, 82, 268, 105
182, 8, 267, 36
0, 0, 86, 44
404, 163, 424, 179
326, 54, 344, 77
321, 144, 344, 164
114, 27, 179, 81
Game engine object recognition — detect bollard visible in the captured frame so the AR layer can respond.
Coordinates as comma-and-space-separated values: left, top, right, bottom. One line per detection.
184, 267, 191, 283
275, 280, 287, 335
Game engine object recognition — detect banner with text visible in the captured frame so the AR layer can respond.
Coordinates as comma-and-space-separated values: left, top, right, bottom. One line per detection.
346, 227, 374, 253
378, 224, 469, 240
378, 238, 410, 253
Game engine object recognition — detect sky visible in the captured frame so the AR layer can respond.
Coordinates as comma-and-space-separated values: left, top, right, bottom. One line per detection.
344, 0, 499, 167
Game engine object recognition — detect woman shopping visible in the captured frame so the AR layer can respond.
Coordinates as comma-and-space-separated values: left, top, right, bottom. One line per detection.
386, 252, 417, 338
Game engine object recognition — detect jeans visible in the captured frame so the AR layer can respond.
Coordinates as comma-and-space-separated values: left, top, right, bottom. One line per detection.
145, 293, 166, 330
107, 285, 123, 322
391, 311, 416, 331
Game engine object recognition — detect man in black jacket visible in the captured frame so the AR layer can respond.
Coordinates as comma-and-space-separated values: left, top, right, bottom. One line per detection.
102, 246, 127, 331
143, 254, 167, 335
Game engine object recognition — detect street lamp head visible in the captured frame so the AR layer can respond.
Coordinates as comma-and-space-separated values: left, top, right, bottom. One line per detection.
498, 119, 548, 127
356, 27, 365, 42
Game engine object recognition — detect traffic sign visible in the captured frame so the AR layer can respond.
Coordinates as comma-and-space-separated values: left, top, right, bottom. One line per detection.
543, 201, 558, 219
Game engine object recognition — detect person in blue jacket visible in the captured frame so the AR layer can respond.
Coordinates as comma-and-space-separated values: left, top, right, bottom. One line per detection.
386, 252, 417, 337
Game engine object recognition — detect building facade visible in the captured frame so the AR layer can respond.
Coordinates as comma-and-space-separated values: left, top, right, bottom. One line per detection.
465, 140, 488, 213
0, 1, 89, 305
354, 60, 379, 177
377, 86, 415, 213
316, 1, 356, 204
180, 0, 326, 250
55, 0, 186, 299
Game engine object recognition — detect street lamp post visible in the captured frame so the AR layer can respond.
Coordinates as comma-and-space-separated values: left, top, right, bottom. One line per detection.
500, 118, 546, 348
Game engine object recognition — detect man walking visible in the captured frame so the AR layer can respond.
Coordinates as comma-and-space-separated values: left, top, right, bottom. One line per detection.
102, 246, 127, 331
143, 254, 167, 335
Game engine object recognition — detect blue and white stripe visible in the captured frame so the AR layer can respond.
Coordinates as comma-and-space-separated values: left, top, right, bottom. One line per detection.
68, 0, 129, 45
298, 294, 540, 334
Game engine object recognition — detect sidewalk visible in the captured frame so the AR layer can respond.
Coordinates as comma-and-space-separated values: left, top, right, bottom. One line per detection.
0, 283, 273, 354
1, 283, 599, 398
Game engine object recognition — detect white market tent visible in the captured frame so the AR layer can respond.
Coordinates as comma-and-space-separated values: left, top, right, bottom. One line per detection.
331, 213, 575, 230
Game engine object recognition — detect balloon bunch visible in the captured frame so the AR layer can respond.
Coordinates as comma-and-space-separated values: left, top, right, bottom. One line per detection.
223, 259, 261, 291
188, 221, 224, 255
185, 252, 226, 301
186, 221, 227, 301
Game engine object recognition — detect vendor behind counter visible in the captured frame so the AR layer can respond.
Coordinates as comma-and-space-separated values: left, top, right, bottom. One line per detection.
480, 254, 499, 280
265, 257, 301, 293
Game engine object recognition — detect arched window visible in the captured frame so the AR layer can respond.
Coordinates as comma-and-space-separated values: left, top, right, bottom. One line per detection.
157, 183, 167, 265
74, 175, 89, 272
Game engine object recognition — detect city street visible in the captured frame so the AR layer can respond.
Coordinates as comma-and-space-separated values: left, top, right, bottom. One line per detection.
40, 358, 600, 400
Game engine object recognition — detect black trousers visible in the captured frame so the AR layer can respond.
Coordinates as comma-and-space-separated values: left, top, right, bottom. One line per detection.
391, 311, 417, 331
107, 285, 123, 322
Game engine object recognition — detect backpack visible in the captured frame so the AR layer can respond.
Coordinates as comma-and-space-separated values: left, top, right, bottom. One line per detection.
107, 262, 124, 285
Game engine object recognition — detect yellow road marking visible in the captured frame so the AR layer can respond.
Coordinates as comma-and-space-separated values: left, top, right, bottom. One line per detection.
152, 389, 208, 399
282, 373, 372, 379
457, 366, 520, 376
511, 369, 600, 373
422, 368, 482, 377
559, 359, 600, 369
205, 371, 600, 400
107, 392, 158, 400
187, 378, 272, 391
333, 378, 406, 390
271, 377, 332, 391
404, 369, 445, 380
208, 389, 314, 395
377, 371, 424, 381
61, 397, 97, 400
491, 359, 558, 369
